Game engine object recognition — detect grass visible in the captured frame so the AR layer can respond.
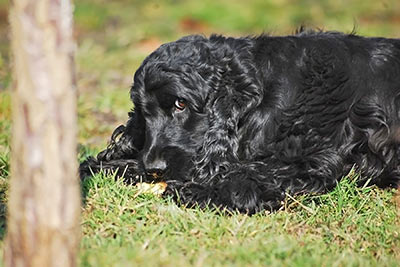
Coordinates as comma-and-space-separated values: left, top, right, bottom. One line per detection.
0, 0, 400, 266
79, 172, 399, 266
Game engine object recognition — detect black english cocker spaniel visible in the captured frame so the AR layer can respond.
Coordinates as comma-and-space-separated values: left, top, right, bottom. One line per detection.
81, 30, 400, 214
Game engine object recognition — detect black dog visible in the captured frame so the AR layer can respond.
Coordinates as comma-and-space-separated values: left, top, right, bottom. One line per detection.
81, 30, 400, 214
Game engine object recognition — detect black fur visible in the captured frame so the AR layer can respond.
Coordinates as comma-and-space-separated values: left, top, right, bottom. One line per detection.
80, 30, 400, 214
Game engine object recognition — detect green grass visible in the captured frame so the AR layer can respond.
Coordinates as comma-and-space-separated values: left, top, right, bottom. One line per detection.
1, 0, 400, 266
79, 172, 399, 266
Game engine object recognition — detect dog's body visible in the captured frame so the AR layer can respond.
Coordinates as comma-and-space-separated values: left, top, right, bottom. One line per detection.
81, 30, 400, 213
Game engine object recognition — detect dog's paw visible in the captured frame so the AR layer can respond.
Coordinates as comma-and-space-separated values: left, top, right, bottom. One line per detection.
162, 180, 184, 200
257, 185, 286, 212
79, 156, 99, 180
163, 181, 221, 209
217, 171, 286, 214
166, 178, 285, 214
179, 182, 219, 209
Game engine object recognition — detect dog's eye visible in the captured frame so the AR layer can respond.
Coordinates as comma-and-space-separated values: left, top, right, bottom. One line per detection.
174, 99, 186, 112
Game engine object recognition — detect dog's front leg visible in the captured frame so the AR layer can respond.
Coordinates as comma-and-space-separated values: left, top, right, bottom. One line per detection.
165, 163, 286, 214
80, 110, 146, 183
79, 157, 144, 184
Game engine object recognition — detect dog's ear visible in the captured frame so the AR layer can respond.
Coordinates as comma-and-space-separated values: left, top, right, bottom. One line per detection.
195, 39, 263, 183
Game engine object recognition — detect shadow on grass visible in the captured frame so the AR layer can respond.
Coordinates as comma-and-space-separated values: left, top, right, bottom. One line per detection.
0, 179, 8, 240
81, 176, 93, 206
0, 154, 9, 240
79, 145, 100, 205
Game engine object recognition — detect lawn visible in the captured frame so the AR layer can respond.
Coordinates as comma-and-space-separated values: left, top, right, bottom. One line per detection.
1, 0, 400, 266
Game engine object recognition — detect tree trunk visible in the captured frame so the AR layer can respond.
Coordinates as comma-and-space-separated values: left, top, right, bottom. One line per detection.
5, 0, 80, 266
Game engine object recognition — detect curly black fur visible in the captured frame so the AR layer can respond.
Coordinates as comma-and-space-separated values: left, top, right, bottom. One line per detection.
80, 30, 400, 214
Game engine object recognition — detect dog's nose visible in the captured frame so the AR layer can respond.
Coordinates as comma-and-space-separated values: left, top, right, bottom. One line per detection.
144, 159, 167, 178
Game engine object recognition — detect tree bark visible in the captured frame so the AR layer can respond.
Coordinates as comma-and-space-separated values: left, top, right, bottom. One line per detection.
5, 0, 80, 266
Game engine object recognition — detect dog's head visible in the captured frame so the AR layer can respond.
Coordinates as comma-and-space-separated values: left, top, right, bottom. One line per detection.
131, 35, 262, 182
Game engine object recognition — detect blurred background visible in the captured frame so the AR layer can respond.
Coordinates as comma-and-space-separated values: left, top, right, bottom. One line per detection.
0, 1, 399, 262
0, 0, 400, 152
